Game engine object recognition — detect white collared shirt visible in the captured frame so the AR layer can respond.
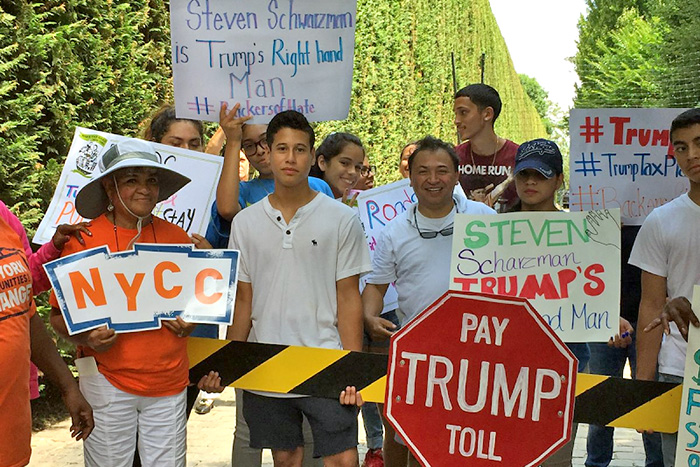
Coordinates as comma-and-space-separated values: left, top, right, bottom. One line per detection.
366, 196, 495, 325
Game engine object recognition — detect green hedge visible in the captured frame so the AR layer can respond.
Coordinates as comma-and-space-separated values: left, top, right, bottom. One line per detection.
0, 1, 172, 236
317, 0, 547, 185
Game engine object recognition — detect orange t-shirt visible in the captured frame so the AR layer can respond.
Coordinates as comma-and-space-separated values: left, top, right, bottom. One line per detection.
0, 216, 36, 467
50, 214, 192, 397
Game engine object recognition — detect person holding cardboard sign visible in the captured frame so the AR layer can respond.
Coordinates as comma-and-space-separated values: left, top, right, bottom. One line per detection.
199, 110, 370, 467
49, 140, 195, 467
205, 103, 329, 467
362, 136, 495, 466
509, 138, 591, 467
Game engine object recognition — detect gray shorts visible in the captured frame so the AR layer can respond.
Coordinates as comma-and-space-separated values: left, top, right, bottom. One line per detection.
242, 391, 359, 458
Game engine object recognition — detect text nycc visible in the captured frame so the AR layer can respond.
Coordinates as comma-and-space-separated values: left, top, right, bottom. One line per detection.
399, 313, 565, 461
68, 261, 224, 311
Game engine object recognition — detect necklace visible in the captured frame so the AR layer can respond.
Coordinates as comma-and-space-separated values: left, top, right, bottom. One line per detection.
110, 213, 157, 251
469, 136, 501, 169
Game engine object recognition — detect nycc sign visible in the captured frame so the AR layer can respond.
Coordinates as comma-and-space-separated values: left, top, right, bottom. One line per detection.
45, 244, 239, 334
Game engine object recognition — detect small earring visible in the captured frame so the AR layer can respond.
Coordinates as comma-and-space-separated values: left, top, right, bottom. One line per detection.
107, 201, 114, 212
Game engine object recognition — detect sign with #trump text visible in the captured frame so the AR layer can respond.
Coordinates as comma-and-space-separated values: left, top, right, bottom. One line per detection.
569, 108, 690, 225
449, 210, 621, 342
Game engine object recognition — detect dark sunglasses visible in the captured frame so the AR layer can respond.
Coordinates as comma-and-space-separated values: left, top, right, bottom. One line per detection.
413, 207, 454, 239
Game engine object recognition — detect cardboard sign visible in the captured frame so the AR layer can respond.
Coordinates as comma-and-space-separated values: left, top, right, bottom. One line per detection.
33, 128, 223, 245
449, 210, 621, 342
569, 108, 690, 225
356, 179, 414, 312
169, 0, 357, 123
45, 244, 238, 334
385, 292, 577, 466
676, 286, 700, 463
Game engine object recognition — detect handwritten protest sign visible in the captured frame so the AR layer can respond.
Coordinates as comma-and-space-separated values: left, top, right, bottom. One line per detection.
569, 108, 690, 225
676, 286, 700, 464
169, 0, 357, 123
449, 209, 621, 342
356, 179, 414, 312
33, 127, 223, 245
45, 244, 238, 334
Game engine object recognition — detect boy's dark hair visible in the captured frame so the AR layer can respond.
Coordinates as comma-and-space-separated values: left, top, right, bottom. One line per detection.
310, 132, 364, 178
454, 84, 502, 123
400, 141, 419, 159
671, 108, 700, 139
266, 110, 315, 148
145, 104, 204, 143
408, 136, 459, 172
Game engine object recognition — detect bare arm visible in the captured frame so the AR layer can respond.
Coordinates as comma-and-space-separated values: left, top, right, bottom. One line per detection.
205, 126, 226, 155
30, 314, 94, 440
636, 271, 667, 381
645, 296, 699, 341
227, 281, 253, 341
337, 275, 363, 352
215, 103, 251, 222
361, 283, 396, 341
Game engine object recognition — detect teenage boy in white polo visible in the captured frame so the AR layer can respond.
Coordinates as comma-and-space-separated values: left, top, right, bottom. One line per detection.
362, 136, 495, 466
632, 108, 700, 466
202, 110, 370, 467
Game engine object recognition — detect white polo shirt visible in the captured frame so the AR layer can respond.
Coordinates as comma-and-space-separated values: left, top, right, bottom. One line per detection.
229, 193, 372, 349
366, 196, 495, 325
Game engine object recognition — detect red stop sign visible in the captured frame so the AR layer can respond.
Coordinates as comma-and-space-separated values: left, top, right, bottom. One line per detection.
385, 291, 577, 467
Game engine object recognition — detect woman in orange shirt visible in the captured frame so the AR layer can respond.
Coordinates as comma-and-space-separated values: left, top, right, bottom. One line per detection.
50, 140, 194, 467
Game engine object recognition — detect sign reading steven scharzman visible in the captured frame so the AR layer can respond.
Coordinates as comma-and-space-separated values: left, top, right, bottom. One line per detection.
449, 210, 621, 343
170, 0, 357, 123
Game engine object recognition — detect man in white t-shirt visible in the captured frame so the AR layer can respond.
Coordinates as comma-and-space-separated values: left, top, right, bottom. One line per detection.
631, 108, 700, 466
362, 136, 495, 466
200, 110, 371, 467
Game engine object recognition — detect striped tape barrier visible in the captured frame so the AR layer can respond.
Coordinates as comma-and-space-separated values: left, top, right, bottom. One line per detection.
188, 337, 682, 433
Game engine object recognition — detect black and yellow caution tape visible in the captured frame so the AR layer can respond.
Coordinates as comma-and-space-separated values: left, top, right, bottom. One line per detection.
188, 338, 388, 403
574, 373, 681, 433
188, 337, 682, 433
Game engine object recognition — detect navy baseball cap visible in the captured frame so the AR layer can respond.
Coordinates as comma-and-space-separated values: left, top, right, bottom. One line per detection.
514, 139, 563, 179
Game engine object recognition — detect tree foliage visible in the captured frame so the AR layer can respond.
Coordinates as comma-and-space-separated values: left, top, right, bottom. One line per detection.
574, 8, 665, 107
519, 74, 554, 135
574, 0, 700, 109
0, 1, 172, 236
653, 1, 700, 107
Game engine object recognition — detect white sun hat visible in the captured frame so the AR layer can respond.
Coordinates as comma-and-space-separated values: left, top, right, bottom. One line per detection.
75, 139, 191, 219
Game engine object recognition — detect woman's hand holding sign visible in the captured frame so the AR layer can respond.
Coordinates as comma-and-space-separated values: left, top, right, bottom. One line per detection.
163, 315, 197, 338
85, 326, 117, 352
